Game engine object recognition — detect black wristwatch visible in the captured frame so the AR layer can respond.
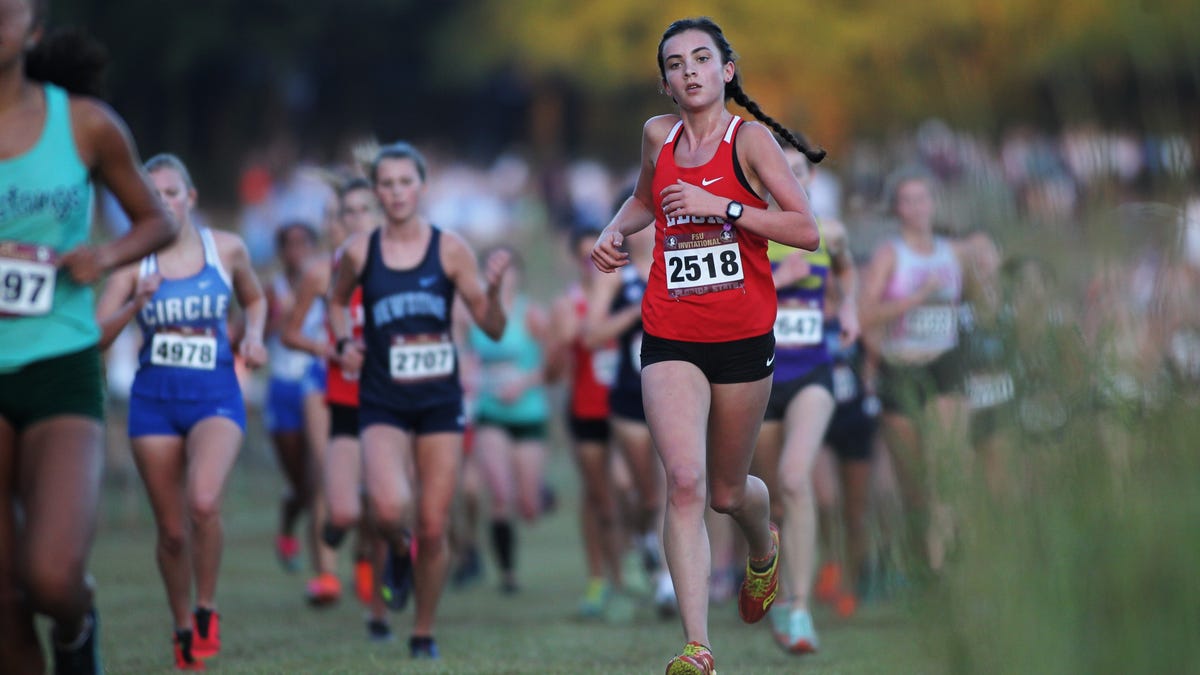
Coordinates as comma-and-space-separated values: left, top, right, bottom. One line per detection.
336, 337, 353, 355
726, 200, 744, 222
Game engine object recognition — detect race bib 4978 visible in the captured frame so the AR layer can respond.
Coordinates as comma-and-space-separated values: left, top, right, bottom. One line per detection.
151, 331, 218, 370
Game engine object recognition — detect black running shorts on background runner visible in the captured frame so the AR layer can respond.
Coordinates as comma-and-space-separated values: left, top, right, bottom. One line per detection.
0, 346, 104, 431
329, 403, 360, 440
567, 415, 610, 443
764, 362, 834, 421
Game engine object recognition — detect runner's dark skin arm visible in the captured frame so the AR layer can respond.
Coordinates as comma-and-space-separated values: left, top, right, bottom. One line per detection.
60, 98, 176, 283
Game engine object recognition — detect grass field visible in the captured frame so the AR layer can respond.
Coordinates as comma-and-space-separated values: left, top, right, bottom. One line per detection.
76, 373, 1200, 674
79, 437, 943, 675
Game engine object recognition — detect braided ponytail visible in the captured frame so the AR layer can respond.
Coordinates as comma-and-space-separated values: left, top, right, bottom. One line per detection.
657, 17, 826, 164
726, 81, 825, 164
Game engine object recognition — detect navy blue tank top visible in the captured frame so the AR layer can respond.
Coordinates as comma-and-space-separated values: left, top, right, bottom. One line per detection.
359, 227, 460, 410
611, 265, 645, 397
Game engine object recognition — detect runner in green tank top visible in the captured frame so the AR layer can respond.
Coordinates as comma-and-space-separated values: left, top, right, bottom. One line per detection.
463, 248, 553, 594
0, 2, 176, 672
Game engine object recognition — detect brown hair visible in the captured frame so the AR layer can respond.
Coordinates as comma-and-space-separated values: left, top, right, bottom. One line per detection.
657, 17, 825, 163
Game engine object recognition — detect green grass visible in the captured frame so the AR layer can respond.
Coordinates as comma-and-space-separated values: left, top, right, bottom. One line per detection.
929, 399, 1200, 675
82, 443, 941, 674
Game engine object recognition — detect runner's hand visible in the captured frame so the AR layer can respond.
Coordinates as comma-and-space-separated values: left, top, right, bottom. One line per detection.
591, 231, 628, 273
134, 273, 162, 308
838, 303, 861, 346
338, 342, 364, 378
660, 179, 722, 220
60, 245, 113, 285
240, 336, 268, 369
773, 252, 811, 287
484, 247, 512, 291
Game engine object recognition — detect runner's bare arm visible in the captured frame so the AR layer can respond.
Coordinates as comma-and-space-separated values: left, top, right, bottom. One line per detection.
444, 232, 508, 341
61, 98, 177, 283
94, 264, 152, 350
220, 232, 267, 368
592, 116, 674, 272
281, 260, 334, 359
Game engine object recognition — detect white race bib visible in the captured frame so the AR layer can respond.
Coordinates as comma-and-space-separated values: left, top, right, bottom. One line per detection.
151, 331, 218, 370
832, 363, 859, 403
663, 229, 743, 297
481, 362, 522, 393
0, 244, 56, 317
965, 372, 1014, 410
389, 335, 454, 382
903, 304, 958, 341
590, 346, 618, 388
774, 307, 823, 347
275, 349, 312, 379
1169, 330, 1200, 379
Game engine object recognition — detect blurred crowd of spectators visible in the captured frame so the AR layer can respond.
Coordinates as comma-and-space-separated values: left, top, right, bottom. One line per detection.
93, 118, 1198, 277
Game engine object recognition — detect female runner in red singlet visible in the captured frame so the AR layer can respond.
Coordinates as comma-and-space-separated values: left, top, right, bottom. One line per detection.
550, 226, 625, 616
281, 177, 393, 638
591, 16, 823, 675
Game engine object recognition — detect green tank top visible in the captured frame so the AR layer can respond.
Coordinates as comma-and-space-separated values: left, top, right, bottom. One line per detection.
468, 297, 549, 424
0, 83, 98, 372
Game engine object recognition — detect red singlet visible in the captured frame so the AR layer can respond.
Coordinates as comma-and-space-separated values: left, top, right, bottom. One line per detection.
644, 116, 773, 343
326, 253, 364, 406
568, 286, 613, 419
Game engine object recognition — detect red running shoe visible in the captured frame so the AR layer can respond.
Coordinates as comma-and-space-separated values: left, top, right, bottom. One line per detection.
665, 641, 716, 675
191, 607, 220, 659
814, 561, 842, 605
275, 534, 300, 573
834, 591, 858, 619
174, 629, 206, 671
306, 572, 342, 607
354, 555, 375, 606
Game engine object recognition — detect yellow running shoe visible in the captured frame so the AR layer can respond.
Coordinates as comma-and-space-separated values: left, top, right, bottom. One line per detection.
577, 578, 609, 619
737, 522, 780, 624
665, 641, 716, 675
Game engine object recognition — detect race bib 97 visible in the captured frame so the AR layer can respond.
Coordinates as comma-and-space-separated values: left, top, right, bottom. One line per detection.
389, 334, 455, 382
151, 330, 218, 370
0, 243, 56, 317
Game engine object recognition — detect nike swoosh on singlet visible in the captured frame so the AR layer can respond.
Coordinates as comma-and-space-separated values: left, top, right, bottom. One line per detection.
419, 276, 437, 288
701, 177, 724, 186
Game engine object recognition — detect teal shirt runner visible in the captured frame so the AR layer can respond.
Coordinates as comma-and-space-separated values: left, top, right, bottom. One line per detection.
0, 83, 98, 372
468, 297, 549, 425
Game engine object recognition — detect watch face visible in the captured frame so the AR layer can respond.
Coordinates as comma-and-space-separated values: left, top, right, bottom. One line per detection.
727, 202, 743, 220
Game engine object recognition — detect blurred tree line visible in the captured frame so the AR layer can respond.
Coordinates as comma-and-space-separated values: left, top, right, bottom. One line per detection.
50, 0, 1199, 204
